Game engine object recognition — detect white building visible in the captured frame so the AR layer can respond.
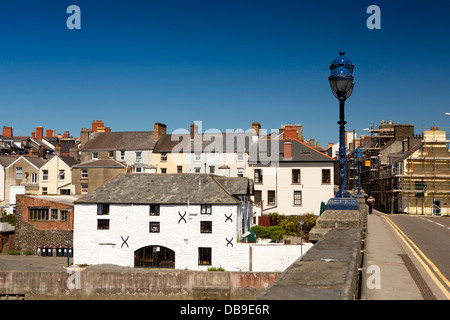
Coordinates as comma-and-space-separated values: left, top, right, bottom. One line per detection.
73, 173, 254, 270
249, 131, 335, 216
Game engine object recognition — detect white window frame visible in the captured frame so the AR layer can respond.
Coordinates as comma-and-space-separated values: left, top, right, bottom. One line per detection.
135, 151, 142, 163
92, 152, 99, 160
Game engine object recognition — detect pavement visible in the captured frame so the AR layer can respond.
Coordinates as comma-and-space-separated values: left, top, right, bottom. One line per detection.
365, 210, 447, 300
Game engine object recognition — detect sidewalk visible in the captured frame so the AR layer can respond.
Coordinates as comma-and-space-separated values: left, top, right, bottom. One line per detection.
365, 211, 423, 300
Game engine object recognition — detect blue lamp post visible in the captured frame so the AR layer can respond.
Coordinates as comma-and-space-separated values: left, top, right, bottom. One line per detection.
326, 51, 358, 210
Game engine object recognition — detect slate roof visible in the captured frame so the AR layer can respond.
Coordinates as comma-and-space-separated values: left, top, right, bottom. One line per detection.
75, 173, 252, 205
153, 132, 254, 153
82, 131, 158, 151
249, 139, 335, 164
72, 159, 126, 168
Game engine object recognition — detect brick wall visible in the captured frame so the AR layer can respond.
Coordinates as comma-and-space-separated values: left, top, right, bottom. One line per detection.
14, 195, 74, 253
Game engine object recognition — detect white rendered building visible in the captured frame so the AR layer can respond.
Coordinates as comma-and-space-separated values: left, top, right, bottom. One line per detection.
73, 173, 254, 270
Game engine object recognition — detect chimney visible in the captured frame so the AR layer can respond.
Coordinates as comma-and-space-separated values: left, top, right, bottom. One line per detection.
32, 131, 35, 139
45, 129, 55, 138
55, 143, 62, 157
154, 122, 167, 140
252, 122, 261, 136
36, 126, 44, 140
92, 120, 104, 132
190, 123, 198, 140
80, 128, 92, 148
29, 148, 34, 156
63, 131, 70, 138
2, 126, 13, 138
284, 125, 297, 140
70, 145, 80, 161
284, 139, 292, 160
38, 145, 46, 159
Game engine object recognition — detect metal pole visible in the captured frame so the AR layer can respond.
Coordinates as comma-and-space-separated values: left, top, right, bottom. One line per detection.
338, 98, 348, 196
67, 209, 70, 267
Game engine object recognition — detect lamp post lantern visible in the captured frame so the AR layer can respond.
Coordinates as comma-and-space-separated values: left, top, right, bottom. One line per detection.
326, 51, 358, 210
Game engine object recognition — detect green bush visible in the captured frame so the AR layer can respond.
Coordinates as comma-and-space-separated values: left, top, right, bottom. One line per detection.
207, 267, 225, 271
7, 251, 20, 255
23, 250, 33, 256
269, 213, 318, 237
0, 212, 15, 226
251, 225, 284, 242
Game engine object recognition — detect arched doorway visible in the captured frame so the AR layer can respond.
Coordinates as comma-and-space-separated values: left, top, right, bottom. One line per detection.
134, 245, 175, 268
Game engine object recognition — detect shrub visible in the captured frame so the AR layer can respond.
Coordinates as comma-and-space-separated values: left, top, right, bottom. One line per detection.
7, 251, 20, 255
269, 213, 318, 237
251, 225, 284, 242
207, 267, 225, 271
23, 250, 33, 256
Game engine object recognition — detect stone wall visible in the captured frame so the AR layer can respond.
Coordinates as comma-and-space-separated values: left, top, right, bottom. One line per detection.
0, 269, 280, 300
14, 195, 73, 253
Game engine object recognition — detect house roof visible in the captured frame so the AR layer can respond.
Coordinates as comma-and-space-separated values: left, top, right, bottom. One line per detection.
2, 155, 48, 170
73, 159, 126, 168
82, 131, 158, 151
153, 132, 254, 153
249, 139, 335, 164
75, 173, 252, 205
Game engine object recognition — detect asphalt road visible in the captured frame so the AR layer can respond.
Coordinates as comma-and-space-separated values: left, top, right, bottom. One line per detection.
382, 213, 450, 297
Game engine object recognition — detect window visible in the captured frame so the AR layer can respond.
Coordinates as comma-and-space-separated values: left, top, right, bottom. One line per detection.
108, 151, 114, 158
135, 152, 142, 163
60, 189, 71, 195
268, 190, 276, 205
97, 219, 110, 230
254, 169, 263, 184
194, 153, 201, 162
81, 169, 88, 179
135, 167, 143, 173
120, 150, 125, 160
150, 204, 160, 216
254, 190, 262, 206
322, 169, 331, 184
16, 167, 23, 179
149, 222, 160, 233
31, 173, 37, 183
201, 204, 212, 215
237, 168, 244, 177
294, 191, 302, 205
97, 203, 110, 215
60, 210, 68, 221
59, 170, 65, 180
92, 152, 99, 160
198, 247, 212, 265
292, 169, 301, 184
81, 184, 88, 194
177, 166, 183, 173
42, 170, 48, 181
51, 208, 59, 220
161, 153, 167, 161
209, 166, 215, 174
42, 187, 48, 195
161, 168, 167, 174
200, 221, 212, 233
29, 207, 49, 221
194, 167, 201, 173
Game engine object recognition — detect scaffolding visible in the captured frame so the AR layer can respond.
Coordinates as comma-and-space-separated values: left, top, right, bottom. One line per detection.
357, 122, 450, 216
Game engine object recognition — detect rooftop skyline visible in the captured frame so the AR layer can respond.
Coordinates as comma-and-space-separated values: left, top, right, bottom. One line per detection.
1, 1, 449, 146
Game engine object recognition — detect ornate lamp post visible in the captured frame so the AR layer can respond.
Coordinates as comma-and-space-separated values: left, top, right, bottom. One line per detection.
326, 51, 358, 210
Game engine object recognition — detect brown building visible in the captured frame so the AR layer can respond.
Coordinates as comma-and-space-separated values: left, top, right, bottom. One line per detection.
14, 194, 79, 253
72, 159, 128, 195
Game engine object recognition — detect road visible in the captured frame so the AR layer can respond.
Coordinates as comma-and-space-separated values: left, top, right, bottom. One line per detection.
378, 212, 450, 299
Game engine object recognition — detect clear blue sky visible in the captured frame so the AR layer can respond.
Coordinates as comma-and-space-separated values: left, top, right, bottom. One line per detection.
1, 0, 449, 147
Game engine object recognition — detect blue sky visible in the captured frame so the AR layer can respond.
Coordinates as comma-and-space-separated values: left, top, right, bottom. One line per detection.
1, 0, 449, 147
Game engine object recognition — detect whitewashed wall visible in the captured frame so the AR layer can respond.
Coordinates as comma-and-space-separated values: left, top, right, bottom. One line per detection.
74, 203, 253, 271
